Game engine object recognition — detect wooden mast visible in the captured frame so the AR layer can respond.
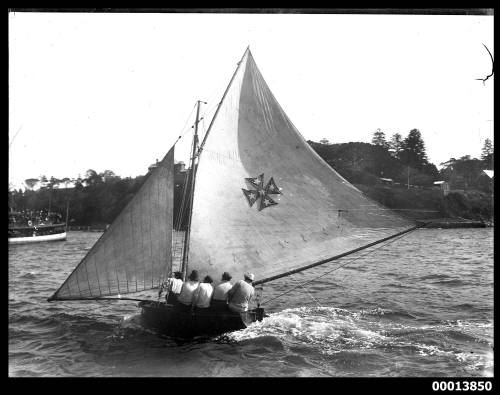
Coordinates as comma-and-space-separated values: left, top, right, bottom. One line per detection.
180, 100, 203, 281
65, 199, 70, 232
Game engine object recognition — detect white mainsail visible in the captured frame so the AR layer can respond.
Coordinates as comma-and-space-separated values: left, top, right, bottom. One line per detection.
50, 48, 415, 302
188, 48, 413, 282
49, 147, 175, 300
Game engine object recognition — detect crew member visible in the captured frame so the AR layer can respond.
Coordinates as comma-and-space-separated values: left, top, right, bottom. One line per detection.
192, 275, 214, 310
227, 272, 255, 313
211, 272, 233, 311
165, 271, 183, 305
177, 270, 200, 310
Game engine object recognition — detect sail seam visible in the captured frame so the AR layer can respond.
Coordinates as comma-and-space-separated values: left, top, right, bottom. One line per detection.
103, 249, 111, 295
84, 258, 93, 297
75, 267, 82, 296
257, 62, 276, 135
94, 256, 102, 296
112, 227, 122, 295
149, 186, 154, 288
140, 191, 146, 291
130, 209, 138, 293
156, 173, 162, 288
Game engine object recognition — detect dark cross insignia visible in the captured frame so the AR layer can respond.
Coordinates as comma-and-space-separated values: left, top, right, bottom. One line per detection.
242, 173, 282, 211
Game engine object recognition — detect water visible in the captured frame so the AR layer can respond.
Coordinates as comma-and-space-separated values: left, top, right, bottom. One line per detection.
9, 228, 493, 377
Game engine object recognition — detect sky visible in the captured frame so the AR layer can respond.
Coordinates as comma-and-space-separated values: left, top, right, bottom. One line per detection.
8, 11, 494, 190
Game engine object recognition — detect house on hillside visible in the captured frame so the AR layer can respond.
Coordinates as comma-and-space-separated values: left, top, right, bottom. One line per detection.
433, 180, 450, 196
148, 159, 160, 172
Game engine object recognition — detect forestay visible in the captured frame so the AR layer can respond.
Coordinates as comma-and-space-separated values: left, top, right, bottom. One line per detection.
49, 147, 175, 300
188, 48, 413, 283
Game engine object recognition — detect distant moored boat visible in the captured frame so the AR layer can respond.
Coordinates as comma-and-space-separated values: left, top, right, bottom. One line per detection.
8, 211, 67, 244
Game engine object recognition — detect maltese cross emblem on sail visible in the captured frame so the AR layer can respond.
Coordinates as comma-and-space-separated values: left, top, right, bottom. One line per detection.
242, 173, 282, 211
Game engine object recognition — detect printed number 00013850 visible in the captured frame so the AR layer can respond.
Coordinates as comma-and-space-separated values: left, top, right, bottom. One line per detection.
432, 381, 492, 391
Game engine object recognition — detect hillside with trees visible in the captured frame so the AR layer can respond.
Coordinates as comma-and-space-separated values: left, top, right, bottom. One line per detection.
8, 131, 493, 226
310, 128, 439, 187
310, 129, 493, 222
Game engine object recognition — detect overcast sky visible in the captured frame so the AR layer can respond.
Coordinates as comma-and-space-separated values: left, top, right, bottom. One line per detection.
9, 11, 494, 189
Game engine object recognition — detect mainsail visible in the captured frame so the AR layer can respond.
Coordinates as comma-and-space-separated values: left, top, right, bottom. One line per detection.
49, 47, 416, 303
48, 147, 175, 300
188, 48, 413, 283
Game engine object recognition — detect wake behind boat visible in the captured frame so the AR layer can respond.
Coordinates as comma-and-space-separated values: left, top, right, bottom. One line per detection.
48, 47, 424, 339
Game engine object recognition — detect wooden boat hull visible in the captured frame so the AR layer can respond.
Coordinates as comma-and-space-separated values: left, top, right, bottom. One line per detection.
9, 232, 67, 244
139, 300, 265, 338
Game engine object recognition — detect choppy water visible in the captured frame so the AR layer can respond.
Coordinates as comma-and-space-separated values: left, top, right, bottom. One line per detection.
9, 228, 493, 377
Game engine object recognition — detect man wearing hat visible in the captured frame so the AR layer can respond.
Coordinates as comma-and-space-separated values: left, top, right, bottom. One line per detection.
227, 272, 255, 313
211, 272, 233, 311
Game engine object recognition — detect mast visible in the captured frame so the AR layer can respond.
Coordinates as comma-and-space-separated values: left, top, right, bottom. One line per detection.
180, 100, 203, 281
65, 199, 70, 231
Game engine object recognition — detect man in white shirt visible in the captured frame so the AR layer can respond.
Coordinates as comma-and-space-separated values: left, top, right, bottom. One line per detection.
211, 272, 233, 311
227, 272, 255, 313
177, 270, 200, 310
165, 271, 183, 305
192, 276, 214, 309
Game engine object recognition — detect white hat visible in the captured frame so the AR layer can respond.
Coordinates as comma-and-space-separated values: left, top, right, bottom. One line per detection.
244, 272, 255, 281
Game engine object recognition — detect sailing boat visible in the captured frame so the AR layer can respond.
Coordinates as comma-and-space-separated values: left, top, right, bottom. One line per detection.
48, 47, 420, 338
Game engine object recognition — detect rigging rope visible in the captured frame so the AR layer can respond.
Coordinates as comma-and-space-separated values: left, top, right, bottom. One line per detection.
176, 101, 198, 142
158, 101, 199, 289
260, 225, 424, 306
290, 273, 323, 308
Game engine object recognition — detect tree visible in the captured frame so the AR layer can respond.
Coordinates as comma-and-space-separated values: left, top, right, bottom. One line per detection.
24, 178, 40, 191
371, 128, 389, 149
439, 155, 487, 190
60, 177, 72, 188
99, 170, 119, 183
481, 138, 493, 167
39, 175, 49, 189
49, 176, 61, 189
389, 133, 403, 159
84, 169, 102, 186
400, 129, 428, 170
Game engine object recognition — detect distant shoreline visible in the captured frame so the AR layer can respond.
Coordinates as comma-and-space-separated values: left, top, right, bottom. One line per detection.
66, 221, 493, 232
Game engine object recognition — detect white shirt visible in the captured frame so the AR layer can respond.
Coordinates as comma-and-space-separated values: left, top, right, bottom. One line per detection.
212, 281, 233, 301
192, 283, 214, 308
177, 280, 199, 305
228, 280, 254, 313
167, 278, 183, 294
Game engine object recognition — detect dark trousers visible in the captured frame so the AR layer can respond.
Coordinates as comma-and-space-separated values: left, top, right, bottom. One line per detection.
210, 299, 229, 312
166, 292, 179, 305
